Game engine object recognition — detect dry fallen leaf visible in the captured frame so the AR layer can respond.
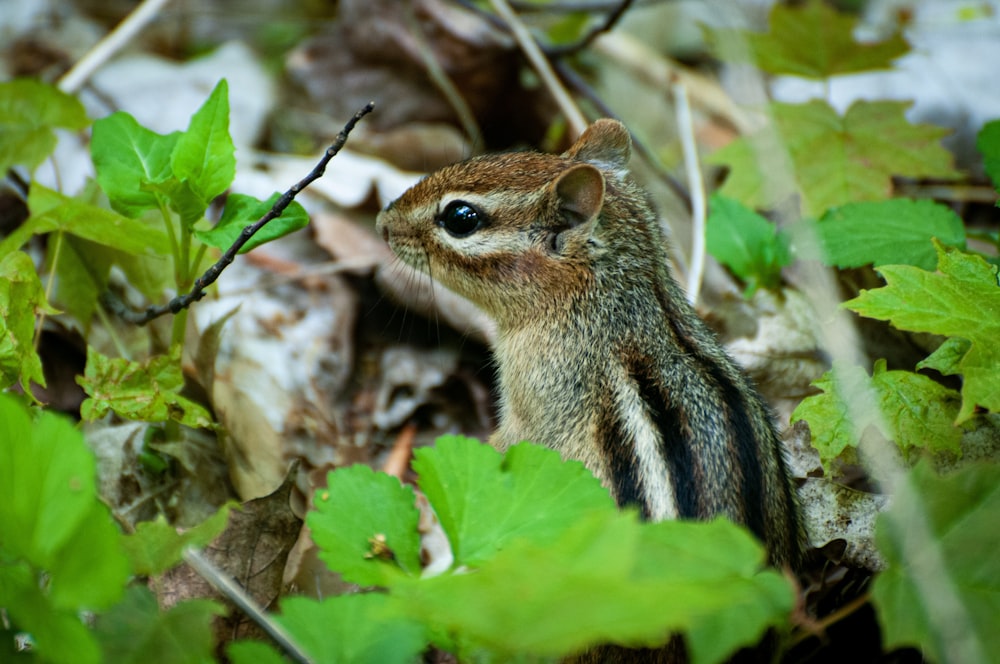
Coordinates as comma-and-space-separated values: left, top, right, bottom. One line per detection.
159, 472, 302, 646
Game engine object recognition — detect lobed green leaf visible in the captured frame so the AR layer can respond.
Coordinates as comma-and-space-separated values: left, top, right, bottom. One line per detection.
77, 347, 214, 429
308, 464, 422, 587
703, 0, 909, 79
0, 563, 102, 664
872, 461, 1000, 664
808, 198, 966, 270
270, 595, 426, 664
845, 242, 1000, 423
397, 512, 791, 664
0, 252, 56, 394
790, 359, 962, 469
412, 435, 613, 567
0, 394, 130, 662
710, 100, 959, 217
94, 587, 225, 664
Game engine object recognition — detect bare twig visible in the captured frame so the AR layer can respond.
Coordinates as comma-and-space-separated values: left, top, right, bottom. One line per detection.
545, 0, 635, 57
554, 61, 691, 208
673, 81, 707, 305
592, 32, 758, 135
182, 548, 313, 664
403, 5, 483, 150
104, 102, 375, 325
510, 0, 661, 10
489, 0, 588, 136
58, 0, 172, 94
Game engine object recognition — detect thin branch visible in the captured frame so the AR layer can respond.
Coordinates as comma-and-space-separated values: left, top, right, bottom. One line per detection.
489, 0, 588, 137
510, 0, 665, 10
545, 0, 635, 58
182, 548, 313, 664
105, 102, 375, 325
403, 5, 483, 150
673, 81, 707, 305
58, 0, 172, 94
554, 60, 690, 208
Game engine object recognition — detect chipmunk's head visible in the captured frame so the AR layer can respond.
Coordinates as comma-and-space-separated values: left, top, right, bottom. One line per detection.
376, 119, 632, 321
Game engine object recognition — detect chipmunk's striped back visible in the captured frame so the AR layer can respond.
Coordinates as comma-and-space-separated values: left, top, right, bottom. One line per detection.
377, 119, 805, 570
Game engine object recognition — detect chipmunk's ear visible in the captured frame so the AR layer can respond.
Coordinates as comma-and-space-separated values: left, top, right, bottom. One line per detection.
554, 163, 605, 226
563, 119, 631, 171
549, 163, 605, 253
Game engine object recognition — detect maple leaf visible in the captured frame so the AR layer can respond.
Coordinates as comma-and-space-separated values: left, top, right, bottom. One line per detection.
845, 242, 1000, 424
809, 199, 966, 270
710, 100, 959, 217
703, 0, 909, 79
790, 359, 962, 470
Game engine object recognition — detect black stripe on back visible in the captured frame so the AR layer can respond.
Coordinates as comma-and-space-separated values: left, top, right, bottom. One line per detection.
702, 363, 768, 543
629, 363, 700, 519
595, 400, 649, 519
650, 281, 769, 541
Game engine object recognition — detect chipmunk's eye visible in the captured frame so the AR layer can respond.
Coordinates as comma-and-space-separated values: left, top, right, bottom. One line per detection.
437, 200, 484, 237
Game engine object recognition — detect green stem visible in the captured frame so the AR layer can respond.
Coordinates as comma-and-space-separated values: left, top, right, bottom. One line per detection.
170, 308, 188, 350
159, 200, 182, 286
178, 222, 192, 288
95, 303, 130, 361
35, 230, 66, 350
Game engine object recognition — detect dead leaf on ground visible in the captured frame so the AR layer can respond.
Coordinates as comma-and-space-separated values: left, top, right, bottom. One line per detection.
158, 471, 303, 646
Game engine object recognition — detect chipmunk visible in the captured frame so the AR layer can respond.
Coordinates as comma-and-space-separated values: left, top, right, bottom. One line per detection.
376, 119, 804, 571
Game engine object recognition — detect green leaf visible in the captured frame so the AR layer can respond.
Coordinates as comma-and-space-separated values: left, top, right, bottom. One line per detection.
706, 194, 790, 296
870, 360, 963, 456
412, 435, 614, 567
94, 587, 226, 664
267, 595, 426, 664
308, 464, 422, 586
0, 392, 130, 612
0, 564, 102, 664
789, 362, 873, 468
226, 641, 288, 664
91, 111, 180, 218
977, 119, 1000, 192
710, 100, 959, 217
0, 252, 56, 394
703, 0, 909, 79
194, 193, 309, 253
872, 461, 1000, 664
790, 359, 963, 468
77, 346, 214, 429
171, 79, 235, 207
917, 337, 971, 377
398, 512, 792, 663
845, 242, 1000, 423
47, 235, 110, 330
123, 505, 233, 576
0, 78, 89, 173
0, 183, 171, 258
142, 177, 207, 229
807, 198, 966, 270
545, 12, 591, 46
